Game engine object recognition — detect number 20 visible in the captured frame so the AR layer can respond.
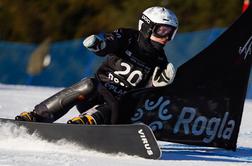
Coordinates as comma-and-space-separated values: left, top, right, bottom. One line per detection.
114, 62, 143, 86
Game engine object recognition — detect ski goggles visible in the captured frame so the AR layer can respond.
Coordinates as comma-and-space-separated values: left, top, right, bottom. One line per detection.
152, 24, 177, 40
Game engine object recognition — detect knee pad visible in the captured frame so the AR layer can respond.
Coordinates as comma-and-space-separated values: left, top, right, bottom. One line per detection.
33, 78, 98, 122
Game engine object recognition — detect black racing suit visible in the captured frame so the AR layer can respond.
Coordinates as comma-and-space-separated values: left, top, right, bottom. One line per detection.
95, 28, 168, 96
30, 28, 170, 124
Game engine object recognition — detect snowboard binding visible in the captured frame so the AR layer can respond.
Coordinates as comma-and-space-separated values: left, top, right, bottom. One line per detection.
15, 111, 37, 122
67, 114, 97, 125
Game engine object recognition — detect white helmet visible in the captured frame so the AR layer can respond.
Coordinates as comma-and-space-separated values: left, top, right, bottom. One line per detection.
138, 6, 178, 40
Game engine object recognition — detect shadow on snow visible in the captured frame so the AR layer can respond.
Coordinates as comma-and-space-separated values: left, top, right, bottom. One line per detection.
160, 144, 252, 163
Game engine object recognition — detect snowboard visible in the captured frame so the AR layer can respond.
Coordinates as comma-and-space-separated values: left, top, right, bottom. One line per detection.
0, 118, 161, 159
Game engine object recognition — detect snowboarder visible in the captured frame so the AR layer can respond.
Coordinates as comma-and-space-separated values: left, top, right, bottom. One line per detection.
15, 6, 179, 125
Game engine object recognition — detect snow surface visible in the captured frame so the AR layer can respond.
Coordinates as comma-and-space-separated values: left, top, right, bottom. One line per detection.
0, 83, 251, 166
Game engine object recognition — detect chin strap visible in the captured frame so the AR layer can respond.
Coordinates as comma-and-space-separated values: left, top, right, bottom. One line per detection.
152, 63, 176, 87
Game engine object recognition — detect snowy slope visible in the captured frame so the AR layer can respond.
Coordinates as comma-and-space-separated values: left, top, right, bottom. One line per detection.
0, 84, 251, 166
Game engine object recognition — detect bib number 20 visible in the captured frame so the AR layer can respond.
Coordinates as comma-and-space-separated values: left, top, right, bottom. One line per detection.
114, 62, 143, 86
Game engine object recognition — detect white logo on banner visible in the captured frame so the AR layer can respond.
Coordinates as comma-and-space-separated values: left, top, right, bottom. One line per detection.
239, 35, 252, 60
132, 96, 236, 143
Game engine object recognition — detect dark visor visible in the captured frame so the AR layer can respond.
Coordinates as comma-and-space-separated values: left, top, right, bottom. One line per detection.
152, 24, 176, 39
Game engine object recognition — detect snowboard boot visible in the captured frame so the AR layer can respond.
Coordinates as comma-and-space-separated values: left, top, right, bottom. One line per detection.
15, 111, 38, 122
67, 114, 97, 125
67, 105, 107, 125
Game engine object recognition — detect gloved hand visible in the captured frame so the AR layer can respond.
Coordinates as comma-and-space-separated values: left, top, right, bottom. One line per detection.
83, 35, 106, 52
152, 63, 176, 87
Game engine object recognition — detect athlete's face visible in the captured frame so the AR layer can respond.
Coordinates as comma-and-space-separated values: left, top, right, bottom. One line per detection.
150, 35, 169, 45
